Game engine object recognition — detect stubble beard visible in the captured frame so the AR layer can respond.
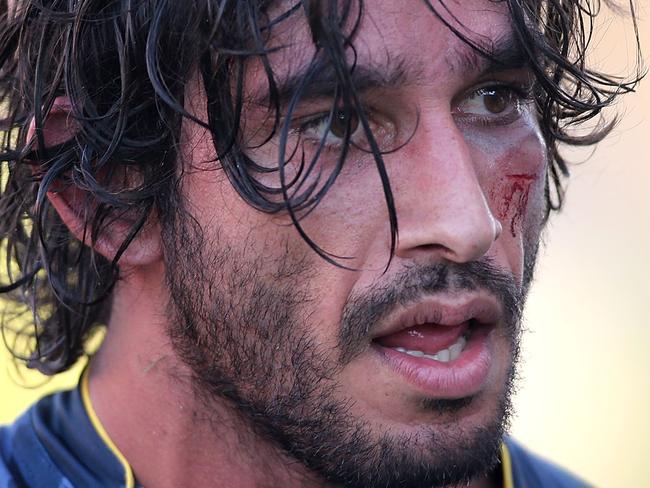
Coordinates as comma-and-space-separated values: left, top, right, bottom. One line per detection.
162, 213, 535, 488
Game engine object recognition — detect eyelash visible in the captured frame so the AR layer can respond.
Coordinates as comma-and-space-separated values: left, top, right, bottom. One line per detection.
453, 82, 535, 127
294, 109, 366, 150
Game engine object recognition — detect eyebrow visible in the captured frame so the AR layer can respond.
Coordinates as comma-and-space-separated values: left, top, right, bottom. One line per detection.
257, 34, 529, 106
255, 57, 411, 106
446, 35, 529, 76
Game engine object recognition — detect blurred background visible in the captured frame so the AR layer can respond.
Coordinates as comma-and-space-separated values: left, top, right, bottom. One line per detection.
1, 5, 648, 488
508, 7, 650, 486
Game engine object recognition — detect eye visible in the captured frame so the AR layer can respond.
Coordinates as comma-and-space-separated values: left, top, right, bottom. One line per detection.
297, 108, 362, 147
479, 88, 511, 114
330, 109, 360, 138
454, 85, 528, 125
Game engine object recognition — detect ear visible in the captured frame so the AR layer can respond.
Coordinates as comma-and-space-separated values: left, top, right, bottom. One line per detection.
46, 191, 163, 267
31, 96, 163, 268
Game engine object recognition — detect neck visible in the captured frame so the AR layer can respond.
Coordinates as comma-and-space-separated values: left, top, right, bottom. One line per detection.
86, 273, 499, 488
88, 270, 327, 487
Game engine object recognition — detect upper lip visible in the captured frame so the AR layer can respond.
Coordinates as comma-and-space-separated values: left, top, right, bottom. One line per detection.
371, 293, 503, 339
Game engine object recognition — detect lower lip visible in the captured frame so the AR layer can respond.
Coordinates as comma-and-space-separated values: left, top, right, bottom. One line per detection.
372, 325, 493, 399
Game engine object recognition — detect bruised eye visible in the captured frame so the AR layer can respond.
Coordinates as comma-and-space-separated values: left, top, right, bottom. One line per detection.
481, 89, 510, 114
454, 85, 527, 124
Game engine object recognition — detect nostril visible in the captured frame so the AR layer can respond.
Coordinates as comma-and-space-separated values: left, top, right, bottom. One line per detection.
413, 243, 449, 254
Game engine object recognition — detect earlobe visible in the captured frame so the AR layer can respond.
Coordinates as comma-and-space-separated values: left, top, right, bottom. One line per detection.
30, 96, 163, 268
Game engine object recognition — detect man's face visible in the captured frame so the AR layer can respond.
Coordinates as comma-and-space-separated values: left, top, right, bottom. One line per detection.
165, 0, 547, 486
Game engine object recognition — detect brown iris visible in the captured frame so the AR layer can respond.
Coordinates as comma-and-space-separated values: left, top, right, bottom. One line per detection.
329, 109, 360, 138
482, 89, 511, 114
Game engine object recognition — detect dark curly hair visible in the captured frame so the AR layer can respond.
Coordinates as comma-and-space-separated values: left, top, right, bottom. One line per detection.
0, 0, 643, 375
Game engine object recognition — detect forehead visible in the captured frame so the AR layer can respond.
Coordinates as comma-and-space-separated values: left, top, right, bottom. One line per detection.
259, 0, 514, 85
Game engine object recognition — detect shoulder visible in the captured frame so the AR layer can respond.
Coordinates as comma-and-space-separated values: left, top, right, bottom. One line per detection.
0, 421, 17, 487
0, 384, 134, 488
0, 409, 37, 487
0, 395, 75, 488
504, 437, 593, 488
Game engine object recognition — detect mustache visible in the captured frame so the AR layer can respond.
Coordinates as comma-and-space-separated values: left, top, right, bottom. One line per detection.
338, 260, 525, 363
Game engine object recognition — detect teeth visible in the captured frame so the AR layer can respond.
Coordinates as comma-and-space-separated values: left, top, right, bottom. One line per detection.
406, 350, 424, 357
437, 349, 451, 362
393, 335, 467, 363
448, 336, 466, 361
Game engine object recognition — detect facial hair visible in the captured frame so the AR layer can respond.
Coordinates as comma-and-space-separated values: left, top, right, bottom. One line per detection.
162, 214, 534, 488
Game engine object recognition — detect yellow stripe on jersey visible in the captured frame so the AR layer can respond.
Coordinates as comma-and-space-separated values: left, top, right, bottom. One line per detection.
80, 367, 135, 488
501, 442, 515, 488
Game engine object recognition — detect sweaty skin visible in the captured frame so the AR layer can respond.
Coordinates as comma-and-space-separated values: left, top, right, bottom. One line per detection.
84, 1, 548, 487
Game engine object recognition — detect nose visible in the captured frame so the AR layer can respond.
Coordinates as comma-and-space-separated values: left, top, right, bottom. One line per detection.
394, 118, 501, 264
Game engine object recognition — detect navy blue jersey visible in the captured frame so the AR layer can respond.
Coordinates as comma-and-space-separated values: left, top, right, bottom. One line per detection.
1, 373, 136, 488
1, 374, 591, 487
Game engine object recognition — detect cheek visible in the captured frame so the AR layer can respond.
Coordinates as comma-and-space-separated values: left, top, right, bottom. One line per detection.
292, 152, 392, 256
475, 133, 547, 238
491, 171, 542, 238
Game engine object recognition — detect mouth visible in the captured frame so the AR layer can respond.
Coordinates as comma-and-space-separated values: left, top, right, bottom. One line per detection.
374, 321, 473, 362
370, 296, 500, 399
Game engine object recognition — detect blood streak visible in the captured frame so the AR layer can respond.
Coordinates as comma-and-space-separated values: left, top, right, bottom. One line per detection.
499, 174, 536, 237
